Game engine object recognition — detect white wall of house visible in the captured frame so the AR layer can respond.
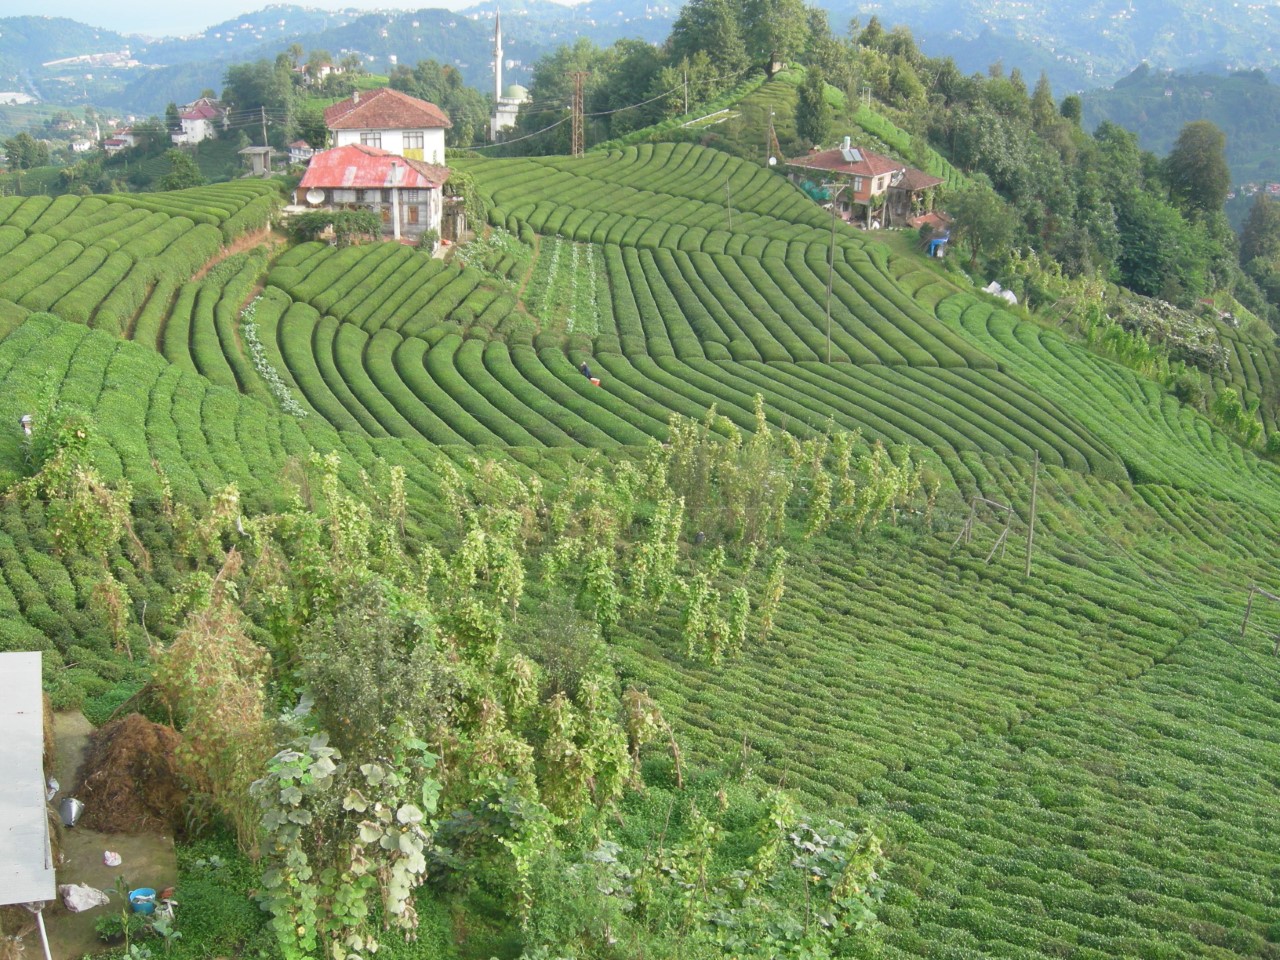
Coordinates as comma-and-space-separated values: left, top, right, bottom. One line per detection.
320, 185, 443, 236
333, 127, 446, 163
173, 117, 214, 145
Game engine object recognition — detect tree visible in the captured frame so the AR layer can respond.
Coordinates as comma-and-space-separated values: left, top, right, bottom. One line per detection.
1030, 72, 1057, 131
159, 149, 206, 191
948, 178, 1015, 269
1060, 94, 1083, 126
740, 0, 808, 65
668, 0, 749, 78
1165, 120, 1230, 217
1241, 194, 1280, 266
165, 102, 181, 134
795, 66, 831, 147
3, 132, 49, 170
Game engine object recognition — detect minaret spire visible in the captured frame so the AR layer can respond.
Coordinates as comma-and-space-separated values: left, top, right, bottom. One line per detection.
494, 6, 504, 104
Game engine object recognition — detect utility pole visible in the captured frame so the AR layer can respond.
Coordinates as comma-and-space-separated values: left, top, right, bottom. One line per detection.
570, 71, 588, 157
1025, 450, 1038, 578
261, 106, 271, 173
823, 182, 848, 364
683, 67, 688, 115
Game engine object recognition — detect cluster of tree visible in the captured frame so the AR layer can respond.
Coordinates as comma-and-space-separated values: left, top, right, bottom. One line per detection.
16, 402, 916, 959
2, 132, 50, 170
505, 0, 843, 152
388, 59, 490, 148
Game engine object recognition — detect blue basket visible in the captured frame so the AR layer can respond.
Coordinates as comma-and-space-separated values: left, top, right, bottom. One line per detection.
128, 888, 156, 915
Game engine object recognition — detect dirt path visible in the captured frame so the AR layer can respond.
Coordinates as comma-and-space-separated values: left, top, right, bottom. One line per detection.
40, 712, 179, 960
191, 227, 286, 282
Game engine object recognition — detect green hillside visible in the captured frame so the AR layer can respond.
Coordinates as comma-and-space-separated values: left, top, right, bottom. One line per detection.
1, 147, 1280, 960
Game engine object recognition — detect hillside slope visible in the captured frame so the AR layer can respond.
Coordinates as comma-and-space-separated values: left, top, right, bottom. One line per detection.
0, 156, 1279, 958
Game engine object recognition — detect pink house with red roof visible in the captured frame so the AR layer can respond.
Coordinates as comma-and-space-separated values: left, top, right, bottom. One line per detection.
296, 143, 448, 241
323, 87, 451, 164
786, 137, 943, 228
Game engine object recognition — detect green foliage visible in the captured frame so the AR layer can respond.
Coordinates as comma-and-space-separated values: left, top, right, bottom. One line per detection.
795, 66, 831, 147
288, 209, 382, 247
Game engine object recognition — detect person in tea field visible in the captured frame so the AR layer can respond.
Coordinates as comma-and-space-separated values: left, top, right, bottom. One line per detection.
580, 360, 593, 379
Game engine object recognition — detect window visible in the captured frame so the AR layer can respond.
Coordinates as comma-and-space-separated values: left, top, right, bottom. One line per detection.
362, 189, 383, 203
403, 131, 424, 150
360, 131, 381, 147
332, 189, 356, 203
402, 189, 422, 202
407, 205, 420, 224
853, 176, 865, 193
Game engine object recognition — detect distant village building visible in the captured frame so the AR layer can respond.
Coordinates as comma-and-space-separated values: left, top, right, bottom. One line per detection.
295, 143, 447, 241
323, 87, 451, 164
785, 137, 943, 228
489, 9, 531, 141
289, 140, 316, 165
103, 126, 137, 155
172, 98, 225, 146
70, 139, 95, 153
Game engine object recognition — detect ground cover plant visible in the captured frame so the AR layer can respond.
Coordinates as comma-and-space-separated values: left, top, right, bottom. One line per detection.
2, 130, 1280, 960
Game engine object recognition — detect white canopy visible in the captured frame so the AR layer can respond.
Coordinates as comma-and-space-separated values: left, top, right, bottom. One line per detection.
0, 651, 54, 907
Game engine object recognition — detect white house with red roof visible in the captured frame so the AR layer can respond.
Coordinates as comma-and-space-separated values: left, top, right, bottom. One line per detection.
296, 143, 448, 241
173, 97, 225, 146
786, 137, 943, 228
323, 87, 451, 164
288, 139, 316, 165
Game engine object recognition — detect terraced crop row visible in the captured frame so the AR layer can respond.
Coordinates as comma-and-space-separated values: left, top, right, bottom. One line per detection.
268, 243, 521, 339
0, 185, 279, 339
937, 292, 1280, 506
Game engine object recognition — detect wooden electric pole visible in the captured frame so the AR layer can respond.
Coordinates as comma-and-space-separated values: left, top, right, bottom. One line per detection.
570, 71, 588, 157
1025, 450, 1038, 578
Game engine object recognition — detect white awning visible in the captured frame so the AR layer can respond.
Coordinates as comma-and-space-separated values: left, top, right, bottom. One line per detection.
0, 651, 55, 907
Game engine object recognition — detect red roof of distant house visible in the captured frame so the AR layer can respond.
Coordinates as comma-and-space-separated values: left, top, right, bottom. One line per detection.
298, 144, 449, 190
787, 145, 902, 178
180, 103, 220, 121
324, 87, 451, 131
907, 211, 952, 231
103, 138, 128, 146
896, 168, 944, 191
289, 139, 312, 149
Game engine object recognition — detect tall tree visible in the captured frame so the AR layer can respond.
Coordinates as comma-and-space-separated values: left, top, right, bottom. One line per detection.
1164, 119, 1230, 217
1030, 72, 1056, 131
795, 66, 831, 147
1241, 194, 1280, 266
741, 0, 808, 65
948, 179, 1014, 269
668, 0, 749, 78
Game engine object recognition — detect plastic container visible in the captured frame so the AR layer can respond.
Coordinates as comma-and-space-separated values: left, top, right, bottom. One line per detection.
58, 797, 83, 827
128, 888, 156, 915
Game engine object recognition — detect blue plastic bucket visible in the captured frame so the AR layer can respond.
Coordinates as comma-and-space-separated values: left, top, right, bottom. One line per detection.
128, 888, 156, 915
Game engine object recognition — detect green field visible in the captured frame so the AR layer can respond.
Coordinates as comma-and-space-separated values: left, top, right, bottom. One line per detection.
2, 138, 1280, 960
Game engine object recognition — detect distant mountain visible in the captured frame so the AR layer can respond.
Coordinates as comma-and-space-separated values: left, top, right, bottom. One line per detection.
0, 1, 677, 115
1082, 65, 1280, 182
828, 0, 1280, 89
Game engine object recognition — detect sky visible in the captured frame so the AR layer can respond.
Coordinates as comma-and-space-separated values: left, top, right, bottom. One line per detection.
13, 0, 578, 38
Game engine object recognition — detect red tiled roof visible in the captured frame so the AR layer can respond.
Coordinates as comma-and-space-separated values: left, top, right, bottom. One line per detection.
896, 168, 944, 191
324, 87, 451, 131
907, 211, 952, 231
289, 140, 312, 149
786, 146, 902, 178
298, 144, 448, 190
180, 104, 220, 121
